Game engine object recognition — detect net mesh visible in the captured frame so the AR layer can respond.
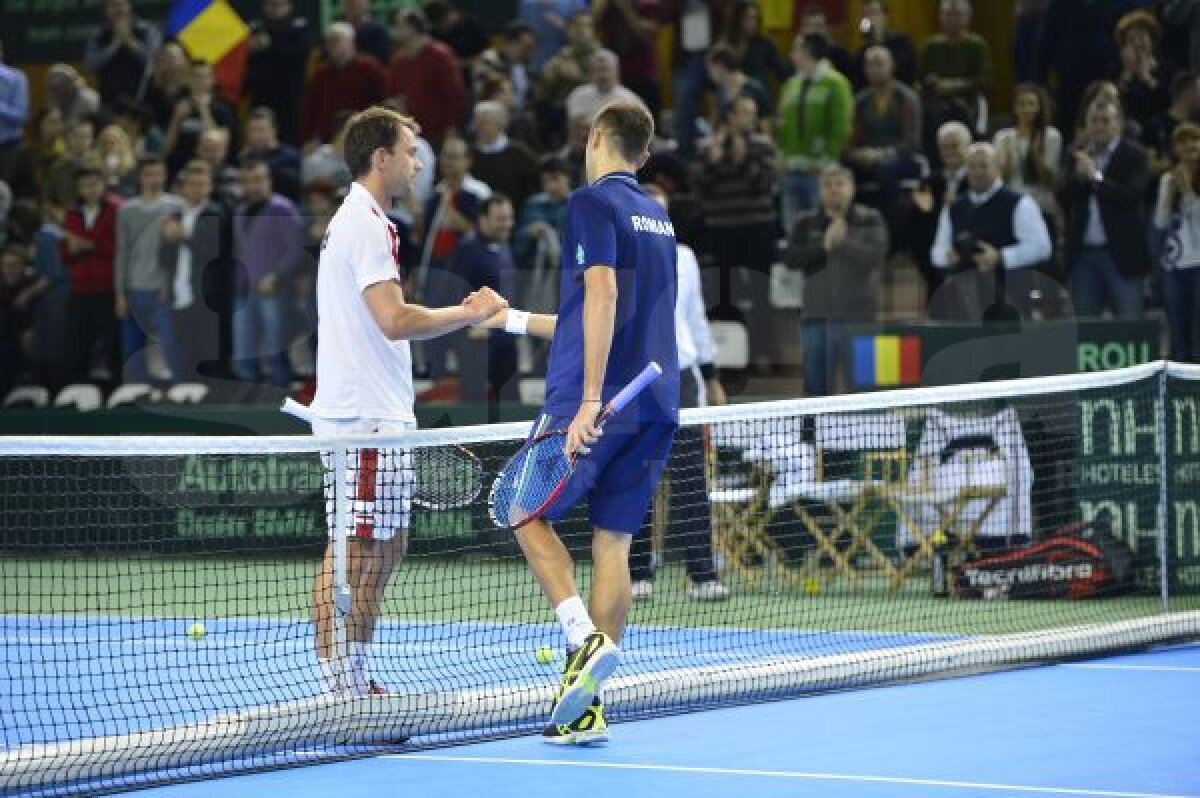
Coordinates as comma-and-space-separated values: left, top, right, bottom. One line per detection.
2, 363, 1199, 796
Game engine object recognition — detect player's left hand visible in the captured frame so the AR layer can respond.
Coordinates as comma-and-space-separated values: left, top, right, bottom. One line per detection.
565, 402, 602, 458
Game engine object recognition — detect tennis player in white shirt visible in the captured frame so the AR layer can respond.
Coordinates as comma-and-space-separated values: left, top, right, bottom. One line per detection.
309, 107, 507, 696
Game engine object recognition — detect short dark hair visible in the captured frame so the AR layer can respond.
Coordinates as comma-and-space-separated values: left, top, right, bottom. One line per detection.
247, 106, 277, 128
539, 155, 570, 176
478, 192, 512, 218
707, 44, 738, 71
75, 160, 104, 181
800, 32, 829, 60
136, 154, 165, 174
422, 0, 451, 26
341, 106, 419, 179
239, 155, 270, 174
594, 102, 654, 164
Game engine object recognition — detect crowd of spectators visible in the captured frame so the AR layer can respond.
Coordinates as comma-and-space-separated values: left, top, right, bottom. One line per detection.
1, 0, 1198, 405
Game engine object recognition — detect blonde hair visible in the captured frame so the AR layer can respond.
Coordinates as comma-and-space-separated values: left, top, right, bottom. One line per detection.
96, 125, 135, 175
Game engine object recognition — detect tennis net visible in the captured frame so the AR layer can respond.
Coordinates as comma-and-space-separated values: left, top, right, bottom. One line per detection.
2, 361, 1199, 795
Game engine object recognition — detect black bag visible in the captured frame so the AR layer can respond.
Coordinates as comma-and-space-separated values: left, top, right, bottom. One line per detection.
952, 521, 1136, 599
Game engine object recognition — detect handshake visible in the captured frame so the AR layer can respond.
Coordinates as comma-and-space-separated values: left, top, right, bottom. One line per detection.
460, 286, 508, 324
460, 286, 509, 327
460, 288, 553, 339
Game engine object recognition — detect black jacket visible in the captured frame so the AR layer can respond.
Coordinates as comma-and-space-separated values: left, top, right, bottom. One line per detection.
786, 203, 889, 321
1060, 137, 1151, 277
159, 201, 232, 317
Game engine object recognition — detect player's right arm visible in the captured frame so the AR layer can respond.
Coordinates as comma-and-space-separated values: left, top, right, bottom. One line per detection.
363, 279, 507, 341
348, 206, 507, 341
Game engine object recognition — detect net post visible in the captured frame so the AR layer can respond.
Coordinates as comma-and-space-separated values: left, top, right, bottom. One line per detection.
1157, 363, 1170, 611
332, 446, 350, 662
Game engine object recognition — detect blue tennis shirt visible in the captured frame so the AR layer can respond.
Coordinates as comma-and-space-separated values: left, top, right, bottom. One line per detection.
542, 171, 680, 424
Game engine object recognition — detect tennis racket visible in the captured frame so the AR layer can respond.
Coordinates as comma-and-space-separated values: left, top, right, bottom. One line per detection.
488, 362, 663, 530
281, 398, 483, 510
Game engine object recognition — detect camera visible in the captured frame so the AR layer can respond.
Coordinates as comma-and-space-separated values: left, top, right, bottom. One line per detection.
953, 231, 978, 269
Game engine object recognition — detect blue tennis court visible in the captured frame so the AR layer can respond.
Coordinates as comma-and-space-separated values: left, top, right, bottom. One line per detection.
105, 642, 1200, 798
0, 615, 952, 749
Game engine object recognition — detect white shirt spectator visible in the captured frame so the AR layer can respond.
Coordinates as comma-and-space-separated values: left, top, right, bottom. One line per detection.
674, 243, 715, 372
172, 203, 203, 310
1154, 172, 1200, 271
931, 179, 1053, 270
311, 181, 415, 421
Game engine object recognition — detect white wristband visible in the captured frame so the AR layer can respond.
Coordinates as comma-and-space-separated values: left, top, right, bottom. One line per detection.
504, 309, 530, 335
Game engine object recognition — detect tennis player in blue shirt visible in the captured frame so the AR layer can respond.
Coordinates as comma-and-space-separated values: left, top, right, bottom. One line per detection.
480, 101, 679, 744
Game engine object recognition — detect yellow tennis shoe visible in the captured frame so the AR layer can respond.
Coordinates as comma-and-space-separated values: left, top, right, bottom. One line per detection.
543, 698, 609, 746
549, 631, 619, 726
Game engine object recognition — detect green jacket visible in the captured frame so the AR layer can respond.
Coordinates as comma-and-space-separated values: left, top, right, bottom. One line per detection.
776, 63, 854, 168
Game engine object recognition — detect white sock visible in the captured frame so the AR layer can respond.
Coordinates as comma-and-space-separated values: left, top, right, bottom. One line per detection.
554, 595, 596, 648
318, 657, 345, 695
346, 641, 371, 696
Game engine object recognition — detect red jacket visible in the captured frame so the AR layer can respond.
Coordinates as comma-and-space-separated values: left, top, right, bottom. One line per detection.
302, 56, 388, 144
389, 41, 466, 147
62, 196, 121, 296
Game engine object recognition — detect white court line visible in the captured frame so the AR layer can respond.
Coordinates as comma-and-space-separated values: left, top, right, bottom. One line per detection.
384, 755, 1199, 798
1064, 664, 1200, 673
0, 635, 702, 660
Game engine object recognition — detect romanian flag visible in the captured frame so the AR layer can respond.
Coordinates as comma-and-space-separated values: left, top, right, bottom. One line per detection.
852, 335, 922, 388
167, 0, 249, 103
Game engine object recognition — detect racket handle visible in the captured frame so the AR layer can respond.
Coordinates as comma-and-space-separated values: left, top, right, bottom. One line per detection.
604, 362, 663, 417
281, 397, 315, 423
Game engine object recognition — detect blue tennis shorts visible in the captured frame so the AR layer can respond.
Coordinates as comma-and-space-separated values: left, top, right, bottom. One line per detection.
532, 413, 678, 534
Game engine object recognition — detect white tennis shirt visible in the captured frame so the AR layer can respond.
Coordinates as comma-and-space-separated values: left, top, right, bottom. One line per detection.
311, 181, 416, 422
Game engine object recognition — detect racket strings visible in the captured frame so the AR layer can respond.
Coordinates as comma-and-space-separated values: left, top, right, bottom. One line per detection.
413, 446, 484, 510
490, 436, 572, 527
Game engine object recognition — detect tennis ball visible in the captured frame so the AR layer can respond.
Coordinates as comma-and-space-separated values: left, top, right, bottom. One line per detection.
803, 577, 821, 596
535, 644, 556, 665
187, 622, 207, 641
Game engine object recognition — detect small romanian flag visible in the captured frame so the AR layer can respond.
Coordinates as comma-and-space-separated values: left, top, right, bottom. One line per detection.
167, 0, 249, 103
852, 335, 922, 388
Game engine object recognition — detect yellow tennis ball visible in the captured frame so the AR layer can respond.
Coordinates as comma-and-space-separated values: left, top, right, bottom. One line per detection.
804, 577, 821, 596
535, 644, 556, 665
188, 622, 207, 641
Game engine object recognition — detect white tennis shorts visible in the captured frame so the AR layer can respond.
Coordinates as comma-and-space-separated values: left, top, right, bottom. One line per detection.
312, 417, 416, 542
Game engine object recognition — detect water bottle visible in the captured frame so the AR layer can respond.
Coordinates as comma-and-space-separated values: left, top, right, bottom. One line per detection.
930, 530, 949, 597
